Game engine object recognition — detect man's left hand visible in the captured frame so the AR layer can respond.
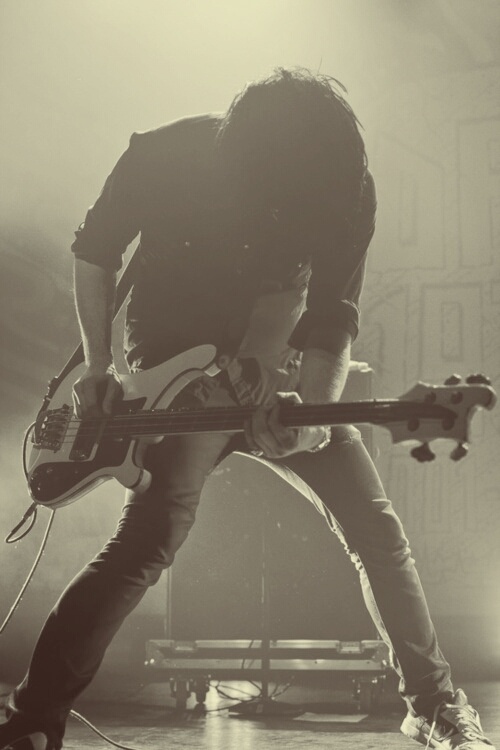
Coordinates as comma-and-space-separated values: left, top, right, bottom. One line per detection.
244, 391, 328, 459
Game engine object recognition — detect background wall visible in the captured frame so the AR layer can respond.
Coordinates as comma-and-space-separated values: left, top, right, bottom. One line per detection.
0, 0, 499, 682
361, 66, 500, 622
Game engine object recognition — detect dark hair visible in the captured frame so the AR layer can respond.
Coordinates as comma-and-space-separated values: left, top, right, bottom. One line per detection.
216, 67, 367, 231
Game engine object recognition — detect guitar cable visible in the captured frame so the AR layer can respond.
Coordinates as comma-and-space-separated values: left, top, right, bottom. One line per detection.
1, 423, 53, 637
4, 423, 39, 545
0, 507, 55, 638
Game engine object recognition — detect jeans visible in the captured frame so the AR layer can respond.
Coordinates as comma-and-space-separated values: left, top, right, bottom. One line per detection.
10, 367, 452, 737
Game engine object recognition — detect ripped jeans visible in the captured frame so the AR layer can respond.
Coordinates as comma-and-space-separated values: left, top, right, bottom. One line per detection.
11, 359, 452, 735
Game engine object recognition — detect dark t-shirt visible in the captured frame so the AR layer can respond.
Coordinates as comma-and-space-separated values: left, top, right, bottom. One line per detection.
71, 114, 376, 371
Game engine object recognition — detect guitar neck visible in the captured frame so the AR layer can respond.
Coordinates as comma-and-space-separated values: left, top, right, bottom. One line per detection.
103, 400, 454, 438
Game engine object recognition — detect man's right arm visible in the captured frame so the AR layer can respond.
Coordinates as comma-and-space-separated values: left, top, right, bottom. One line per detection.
70, 134, 146, 417
72, 259, 123, 418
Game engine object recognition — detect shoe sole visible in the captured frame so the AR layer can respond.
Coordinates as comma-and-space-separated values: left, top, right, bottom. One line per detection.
401, 716, 439, 748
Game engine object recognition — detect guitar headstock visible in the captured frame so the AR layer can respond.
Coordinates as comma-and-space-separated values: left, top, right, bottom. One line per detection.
390, 373, 496, 462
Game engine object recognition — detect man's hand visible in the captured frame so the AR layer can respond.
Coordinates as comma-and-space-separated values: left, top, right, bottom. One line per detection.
244, 391, 329, 459
72, 364, 123, 419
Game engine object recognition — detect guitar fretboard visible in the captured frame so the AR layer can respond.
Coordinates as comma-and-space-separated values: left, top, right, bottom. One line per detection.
95, 400, 454, 437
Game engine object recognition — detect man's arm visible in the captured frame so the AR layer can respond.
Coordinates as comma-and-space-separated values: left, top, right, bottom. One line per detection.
298, 329, 351, 404
246, 330, 351, 458
249, 171, 377, 457
74, 259, 116, 369
70, 134, 145, 417
72, 259, 122, 417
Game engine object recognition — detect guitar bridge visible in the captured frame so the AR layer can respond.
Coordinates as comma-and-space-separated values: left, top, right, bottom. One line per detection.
33, 405, 72, 452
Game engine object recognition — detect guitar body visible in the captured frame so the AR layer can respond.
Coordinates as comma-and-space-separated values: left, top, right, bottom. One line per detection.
27, 345, 218, 508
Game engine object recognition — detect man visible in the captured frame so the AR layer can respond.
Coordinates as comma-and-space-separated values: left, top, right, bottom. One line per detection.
0, 68, 494, 749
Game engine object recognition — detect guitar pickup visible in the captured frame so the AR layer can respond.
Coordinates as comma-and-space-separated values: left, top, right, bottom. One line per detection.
69, 416, 107, 461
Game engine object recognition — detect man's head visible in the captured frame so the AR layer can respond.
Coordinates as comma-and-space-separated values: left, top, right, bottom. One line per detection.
216, 67, 367, 232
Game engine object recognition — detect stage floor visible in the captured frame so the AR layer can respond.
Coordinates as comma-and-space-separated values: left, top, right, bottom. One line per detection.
6, 679, 495, 750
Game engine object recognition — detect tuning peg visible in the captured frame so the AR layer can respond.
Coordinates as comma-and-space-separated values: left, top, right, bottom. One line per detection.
450, 442, 469, 461
465, 373, 491, 385
444, 374, 462, 386
410, 443, 436, 462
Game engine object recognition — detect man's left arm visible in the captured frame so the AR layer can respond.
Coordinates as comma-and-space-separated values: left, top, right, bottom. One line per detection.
246, 171, 376, 458
299, 329, 351, 405
246, 331, 351, 458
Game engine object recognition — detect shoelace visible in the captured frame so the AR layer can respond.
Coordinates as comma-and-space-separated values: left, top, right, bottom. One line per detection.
425, 701, 487, 749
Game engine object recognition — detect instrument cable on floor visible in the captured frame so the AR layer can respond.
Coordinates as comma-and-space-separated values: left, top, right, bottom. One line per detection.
69, 710, 145, 750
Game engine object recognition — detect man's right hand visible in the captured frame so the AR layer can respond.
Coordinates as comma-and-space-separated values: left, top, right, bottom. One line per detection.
72, 364, 123, 419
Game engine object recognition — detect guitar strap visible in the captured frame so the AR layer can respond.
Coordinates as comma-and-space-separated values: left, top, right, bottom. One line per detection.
40, 247, 142, 408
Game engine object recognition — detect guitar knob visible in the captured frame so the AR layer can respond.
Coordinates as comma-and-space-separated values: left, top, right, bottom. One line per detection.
410, 443, 436, 462
450, 442, 469, 461
444, 374, 462, 386
465, 373, 491, 385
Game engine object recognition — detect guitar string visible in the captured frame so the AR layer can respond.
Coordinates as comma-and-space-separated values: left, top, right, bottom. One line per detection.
40, 423, 458, 447
37, 404, 455, 446
38, 401, 450, 429
41, 404, 450, 428
39, 404, 454, 433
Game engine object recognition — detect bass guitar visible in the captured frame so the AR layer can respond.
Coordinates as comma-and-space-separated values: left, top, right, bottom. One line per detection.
26, 345, 496, 509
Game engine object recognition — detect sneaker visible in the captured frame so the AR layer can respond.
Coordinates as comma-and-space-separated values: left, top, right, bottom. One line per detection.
401, 688, 495, 749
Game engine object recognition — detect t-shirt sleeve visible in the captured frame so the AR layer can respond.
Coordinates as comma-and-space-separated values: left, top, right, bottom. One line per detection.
288, 170, 376, 351
71, 132, 144, 271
